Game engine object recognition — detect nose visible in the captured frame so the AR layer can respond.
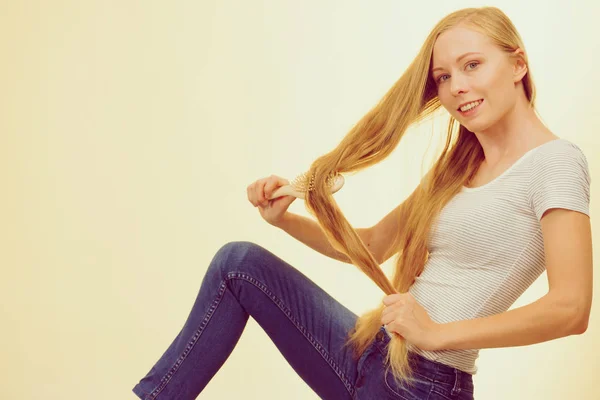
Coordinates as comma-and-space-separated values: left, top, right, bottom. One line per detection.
450, 74, 468, 97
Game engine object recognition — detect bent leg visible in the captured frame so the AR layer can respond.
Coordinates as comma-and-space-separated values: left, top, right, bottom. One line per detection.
132, 241, 364, 400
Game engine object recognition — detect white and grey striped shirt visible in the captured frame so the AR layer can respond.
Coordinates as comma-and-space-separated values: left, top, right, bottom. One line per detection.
398, 138, 591, 374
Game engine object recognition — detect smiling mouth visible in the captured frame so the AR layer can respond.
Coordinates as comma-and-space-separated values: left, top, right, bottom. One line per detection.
458, 99, 484, 113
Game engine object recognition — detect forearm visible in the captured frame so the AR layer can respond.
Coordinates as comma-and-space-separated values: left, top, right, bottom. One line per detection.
275, 212, 356, 264
436, 292, 584, 351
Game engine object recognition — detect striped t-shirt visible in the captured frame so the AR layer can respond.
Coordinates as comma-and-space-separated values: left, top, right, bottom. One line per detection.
395, 138, 591, 375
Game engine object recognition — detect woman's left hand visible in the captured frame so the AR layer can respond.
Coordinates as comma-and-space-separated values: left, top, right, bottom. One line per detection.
381, 292, 442, 351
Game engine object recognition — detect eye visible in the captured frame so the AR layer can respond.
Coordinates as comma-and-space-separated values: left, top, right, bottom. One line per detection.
436, 61, 480, 84
436, 74, 449, 84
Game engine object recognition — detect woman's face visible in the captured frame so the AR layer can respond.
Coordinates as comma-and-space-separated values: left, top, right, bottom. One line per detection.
431, 25, 526, 132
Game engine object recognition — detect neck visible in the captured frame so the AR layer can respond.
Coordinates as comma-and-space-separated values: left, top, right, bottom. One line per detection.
473, 91, 555, 166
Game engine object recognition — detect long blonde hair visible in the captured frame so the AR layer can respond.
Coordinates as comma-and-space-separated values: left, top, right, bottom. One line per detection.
302, 6, 536, 386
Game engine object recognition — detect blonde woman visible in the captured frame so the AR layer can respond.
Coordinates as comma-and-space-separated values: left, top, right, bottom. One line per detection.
133, 6, 592, 400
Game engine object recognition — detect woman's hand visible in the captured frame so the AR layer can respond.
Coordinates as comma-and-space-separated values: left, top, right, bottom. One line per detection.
381, 292, 442, 351
247, 174, 296, 227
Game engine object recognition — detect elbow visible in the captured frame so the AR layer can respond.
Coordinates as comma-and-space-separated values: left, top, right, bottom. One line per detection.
549, 292, 590, 335
572, 313, 589, 335
569, 304, 589, 335
556, 309, 588, 336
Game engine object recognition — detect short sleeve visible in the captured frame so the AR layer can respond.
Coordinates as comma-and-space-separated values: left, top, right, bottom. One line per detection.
529, 142, 591, 221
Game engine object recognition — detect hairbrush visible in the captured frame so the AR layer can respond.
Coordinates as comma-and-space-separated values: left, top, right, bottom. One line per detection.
267, 171, 345, 200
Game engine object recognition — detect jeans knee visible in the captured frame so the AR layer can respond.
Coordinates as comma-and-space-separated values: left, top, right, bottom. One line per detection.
210, 241, 264, 276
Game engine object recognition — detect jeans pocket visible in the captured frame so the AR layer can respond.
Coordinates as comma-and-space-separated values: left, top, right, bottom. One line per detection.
383, 367, 432, 400
429, 384, 474, 400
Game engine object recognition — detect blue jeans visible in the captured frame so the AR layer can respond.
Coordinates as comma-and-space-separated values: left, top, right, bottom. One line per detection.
132, 241, 475, 399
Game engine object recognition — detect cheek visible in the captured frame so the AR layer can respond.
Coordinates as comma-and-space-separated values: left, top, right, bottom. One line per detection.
484, 79, 516, 116
437, 91, 456, 114
479, 69, 513, 103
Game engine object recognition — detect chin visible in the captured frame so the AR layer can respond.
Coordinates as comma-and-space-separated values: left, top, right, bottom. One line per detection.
460, 118, 490, 134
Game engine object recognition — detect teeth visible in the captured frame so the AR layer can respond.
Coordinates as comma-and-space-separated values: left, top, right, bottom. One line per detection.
460, 100, 482, 112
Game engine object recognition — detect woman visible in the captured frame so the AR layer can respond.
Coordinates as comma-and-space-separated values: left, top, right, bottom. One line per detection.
133, 6, 592, 400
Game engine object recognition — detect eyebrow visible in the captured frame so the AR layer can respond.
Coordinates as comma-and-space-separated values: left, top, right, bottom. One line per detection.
432, 52, 483, 73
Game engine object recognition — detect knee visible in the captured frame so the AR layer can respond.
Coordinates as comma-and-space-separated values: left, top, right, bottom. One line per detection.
215, 240, 261, 259
210, 241, 265, 274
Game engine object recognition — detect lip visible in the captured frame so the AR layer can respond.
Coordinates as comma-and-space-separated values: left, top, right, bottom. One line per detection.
457, 99, 484, 111
457, 99, 484, 117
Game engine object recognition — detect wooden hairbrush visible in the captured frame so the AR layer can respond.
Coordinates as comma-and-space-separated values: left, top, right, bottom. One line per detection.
267, 171, 345, 200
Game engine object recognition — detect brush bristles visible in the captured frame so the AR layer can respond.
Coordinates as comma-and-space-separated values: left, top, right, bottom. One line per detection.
291, 171, 338, 193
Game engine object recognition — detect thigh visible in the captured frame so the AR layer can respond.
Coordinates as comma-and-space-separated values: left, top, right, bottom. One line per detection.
215, 241, 362, 399
350, 346, 431, 399
355, 348, 475, 400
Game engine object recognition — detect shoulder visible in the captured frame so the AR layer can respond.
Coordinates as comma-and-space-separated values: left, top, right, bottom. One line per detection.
530, 139, 590, 177
531, 138, 587, 161
527, 138, 591, 221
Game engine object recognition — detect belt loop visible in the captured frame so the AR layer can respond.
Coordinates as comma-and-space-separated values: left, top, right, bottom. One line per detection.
450, 369, 462, 396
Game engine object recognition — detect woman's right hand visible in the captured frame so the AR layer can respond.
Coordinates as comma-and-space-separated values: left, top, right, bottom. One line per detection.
247, 174, 297, 226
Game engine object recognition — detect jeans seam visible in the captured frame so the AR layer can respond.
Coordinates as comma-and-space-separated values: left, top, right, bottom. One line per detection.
226, 271, 356, 398
450, 369, 461, 396
140, 269, 356, 399
426, 383, 434, 400
144, 279, 230, 400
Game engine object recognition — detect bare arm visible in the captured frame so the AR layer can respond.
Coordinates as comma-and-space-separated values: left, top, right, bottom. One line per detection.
275, 183, 415, 265
274, 212, 373, 264
367, 200, 409, 264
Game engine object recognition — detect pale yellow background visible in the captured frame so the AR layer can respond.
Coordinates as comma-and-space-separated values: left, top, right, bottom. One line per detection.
1, 1, 598, 399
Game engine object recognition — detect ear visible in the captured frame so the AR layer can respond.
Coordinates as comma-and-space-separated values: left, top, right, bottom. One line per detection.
512, 48, 528, 83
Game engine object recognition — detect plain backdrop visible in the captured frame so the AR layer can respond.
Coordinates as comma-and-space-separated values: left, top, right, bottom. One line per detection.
1, 1, 598, 399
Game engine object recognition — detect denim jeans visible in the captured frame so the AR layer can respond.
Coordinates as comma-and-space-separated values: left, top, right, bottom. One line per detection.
132, 241, 475, 400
